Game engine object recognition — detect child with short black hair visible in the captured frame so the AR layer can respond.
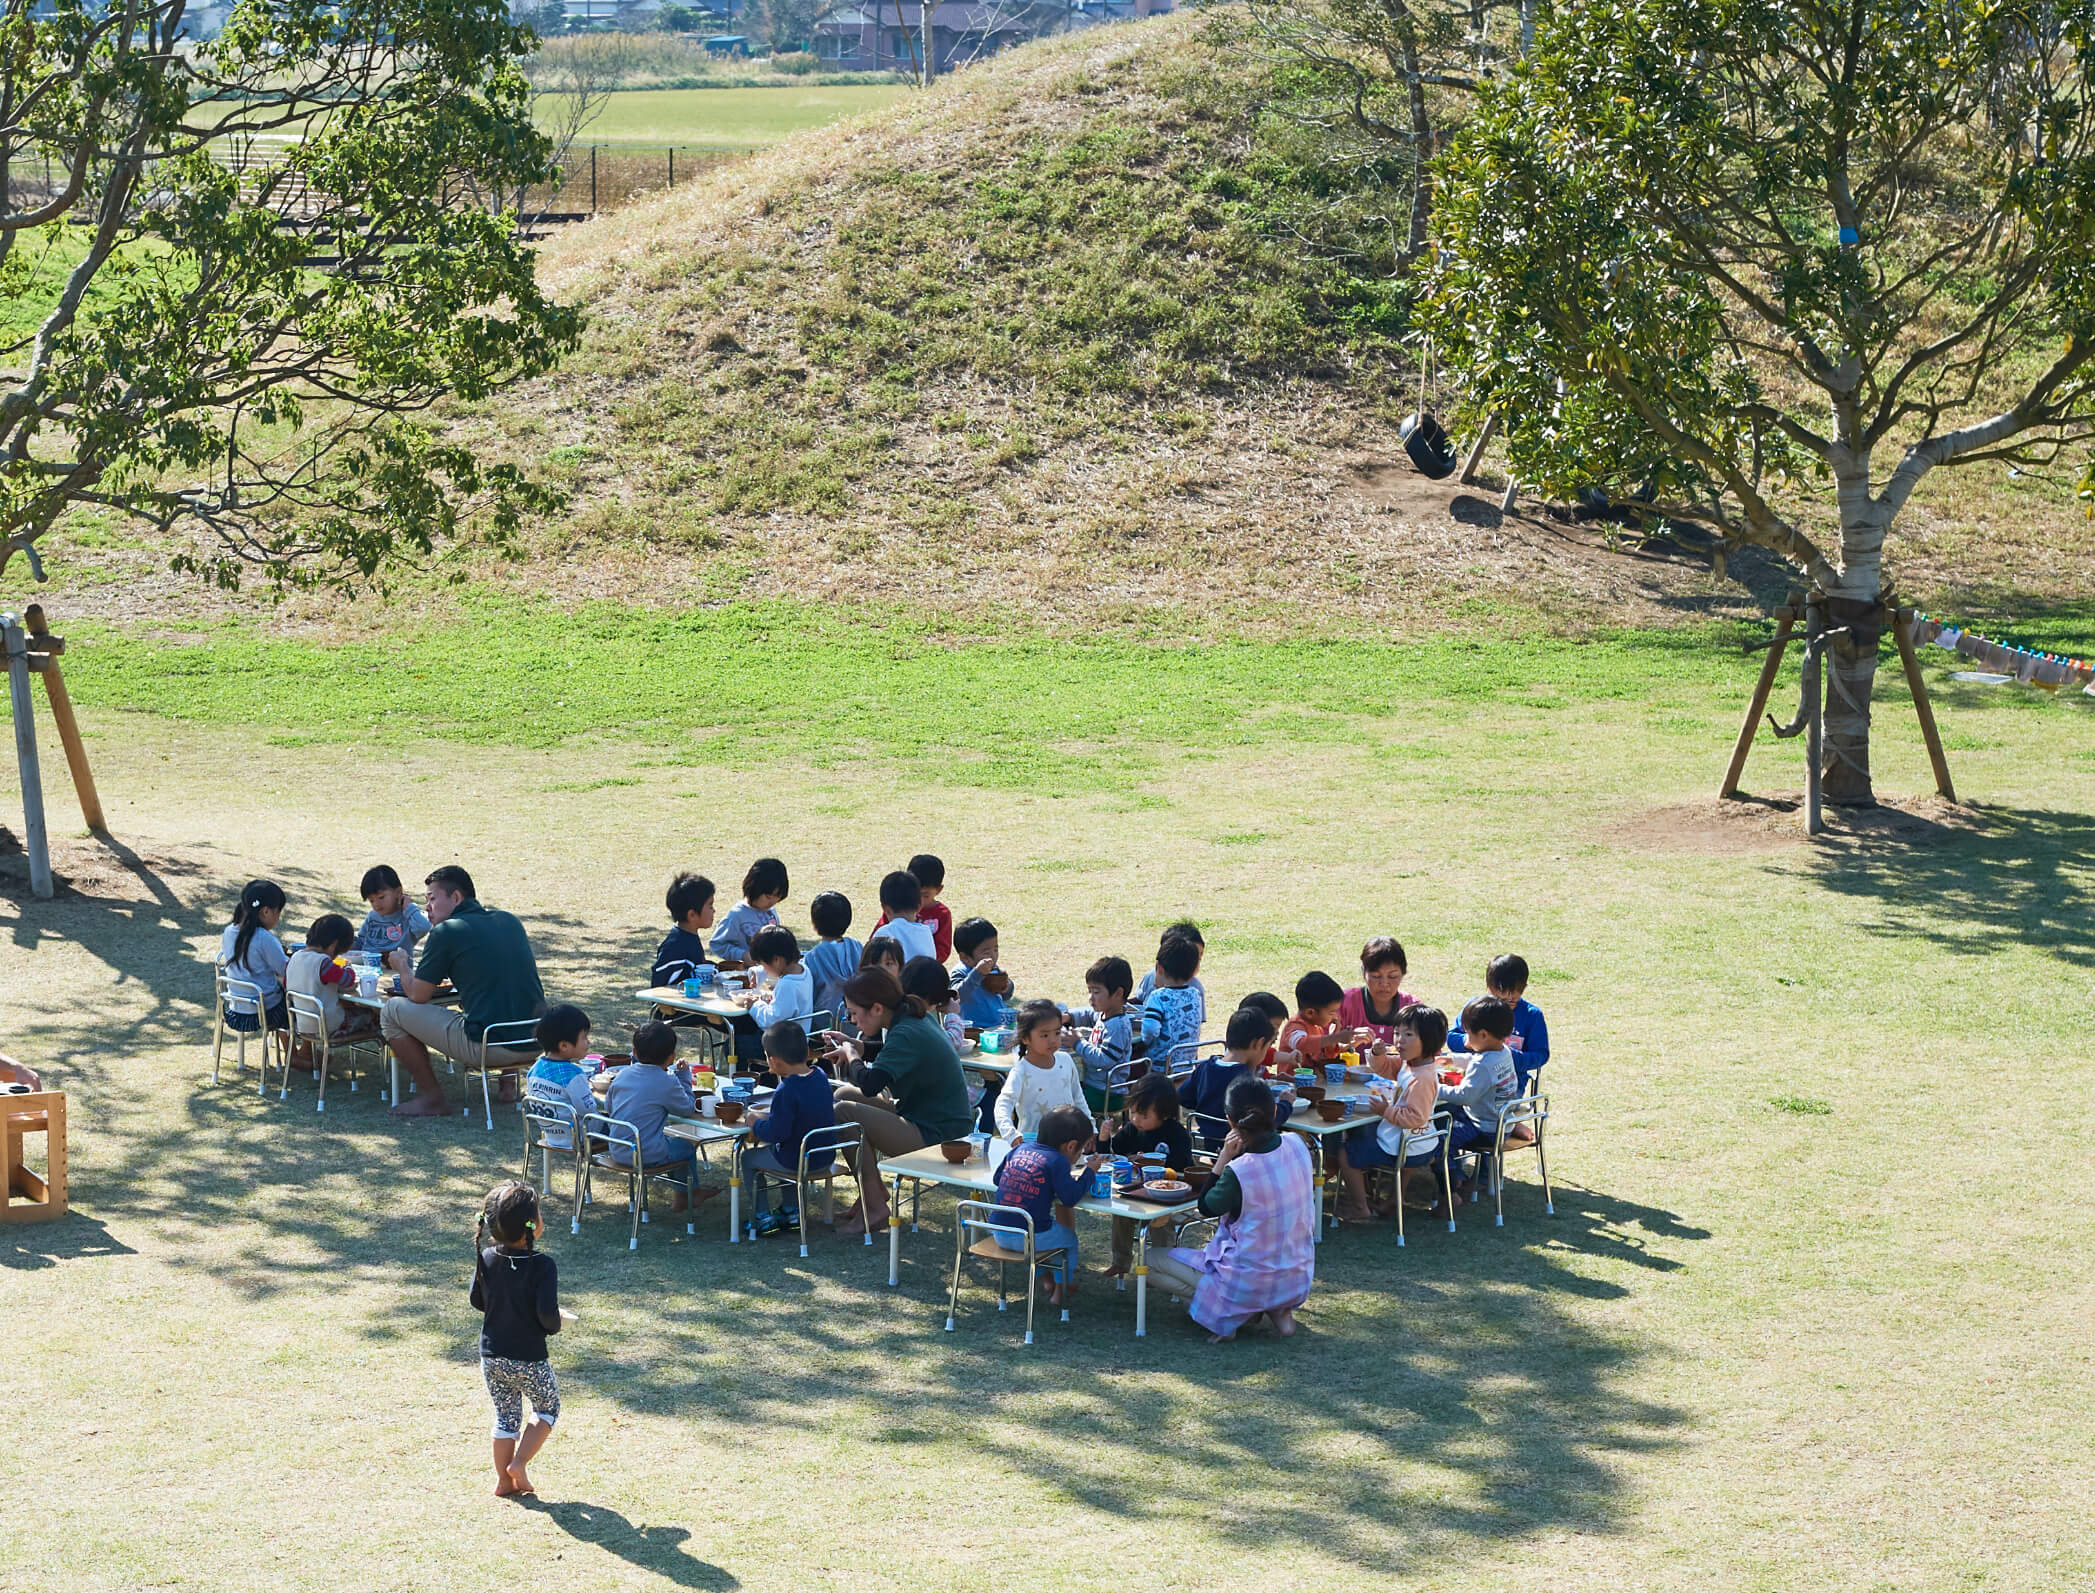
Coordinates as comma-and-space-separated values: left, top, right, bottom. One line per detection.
991, 1103, 1100, 1306
874, 870, 938, 964
1139, 932, 1206, 1065
1103, 1069, 1197, 1278
1278, 971, 1349, 1071
471, 1180, 570, 1498
747, 925, 815, 1030
287, 913, 366, 1048
603, 1021, 703, 1211
1179, 1006, 1292, 1148
1135, 921, 1206, 1008
994, 999, 1088, 1142
1447, 953, 1551, 1088
1067, 954, 1135, 1108
803, 891, 862, 1021
1238, 991, 1291, 1073
744, 1020, 839, 1236
651, 872, 716, 988
874, 853, 954, 962
524, 1004, 597, 1156
1336, 1003, 1449, 1223
1438, 995, 1521, 1200
356, 864, 431, 962
711, 858, 788, 966
950, 916, 1014, 1029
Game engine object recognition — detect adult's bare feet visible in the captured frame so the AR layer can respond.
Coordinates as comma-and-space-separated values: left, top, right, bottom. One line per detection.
390, 1094, 448, 1118
836, 1212, 888, 1237
1270, 1307, 1299, 1337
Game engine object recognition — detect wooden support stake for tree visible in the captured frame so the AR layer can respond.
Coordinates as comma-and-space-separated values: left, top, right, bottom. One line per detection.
1804, 595, 1825, 836
1, 615, 52, 898
1720, 604, 1795, 799
1499, 477, 1519, 513
22, 605, 103, 833
1458, 413, 1499, 485
1892, 605, 1957, 804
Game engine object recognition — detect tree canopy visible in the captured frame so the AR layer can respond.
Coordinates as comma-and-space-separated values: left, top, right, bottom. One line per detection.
1420, 0, 2095, 798
0, 0, 581, 589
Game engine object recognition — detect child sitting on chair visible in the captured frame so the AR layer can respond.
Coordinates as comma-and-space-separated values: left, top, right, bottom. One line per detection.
1102, 1070, 1197, 1279
651, 872, 715, 989
524, 1004, 597, 1158
1138, 931, 1206, 1067
602, 1021, 703, 1212
286, 914, 374, 1066
1437, 995, 1522, 1208
991, 1103, 1102, 1309
872, 870, 939, 966
747, 925, 814, 1030
1179, 1006, 1292, 1149
802, 891, 862, 1021
1336, 1004, 1449, 1223
1066, 955, 1136, 1110
1277, 970, 1360, 1072
995, 999, 1088, 1143
874, 853, 954, 962
355, 864, 431, 964
950, 916, 1015, 1029
220, 879, 290, 1035
744, 1021, 838, 1237
1447, 953, 1551, 1091
711, 858, 787, 967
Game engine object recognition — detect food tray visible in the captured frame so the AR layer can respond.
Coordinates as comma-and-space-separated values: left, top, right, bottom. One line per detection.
1122, 1180, 1196, 1204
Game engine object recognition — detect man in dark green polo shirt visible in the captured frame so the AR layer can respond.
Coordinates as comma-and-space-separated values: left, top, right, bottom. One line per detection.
380, 865, 546, 1118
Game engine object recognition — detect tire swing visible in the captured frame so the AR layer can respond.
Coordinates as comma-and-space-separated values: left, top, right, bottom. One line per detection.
1399, 337, 1458, 480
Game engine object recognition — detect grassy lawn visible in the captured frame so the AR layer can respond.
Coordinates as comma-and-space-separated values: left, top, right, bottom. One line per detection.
544, 85, 915, 148
0, 605, 2091, 1589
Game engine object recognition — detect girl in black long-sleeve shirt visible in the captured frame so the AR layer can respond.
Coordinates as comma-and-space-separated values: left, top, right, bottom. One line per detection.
470, 1181, 572, 1498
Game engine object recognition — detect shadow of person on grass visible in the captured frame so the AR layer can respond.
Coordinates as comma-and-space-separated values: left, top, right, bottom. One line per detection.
0, 1212, 135, 1271
524, 1501, 738, 1590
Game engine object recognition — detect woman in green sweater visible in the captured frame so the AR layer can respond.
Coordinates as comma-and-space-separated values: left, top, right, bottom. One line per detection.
829, 965, 975, 1236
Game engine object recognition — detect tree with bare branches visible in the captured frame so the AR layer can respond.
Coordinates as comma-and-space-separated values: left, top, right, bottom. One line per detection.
0, 0, 580, 590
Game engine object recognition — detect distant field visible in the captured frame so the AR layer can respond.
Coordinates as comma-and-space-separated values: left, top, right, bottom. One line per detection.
541, 84, 914, 149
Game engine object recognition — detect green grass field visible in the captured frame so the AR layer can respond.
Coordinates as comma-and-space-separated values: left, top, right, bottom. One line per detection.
543, 85, 915, 148
1, 604, 2091, 1590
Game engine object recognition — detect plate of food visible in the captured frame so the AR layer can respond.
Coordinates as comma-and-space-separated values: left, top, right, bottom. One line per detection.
1126, 1178, 1193, 1203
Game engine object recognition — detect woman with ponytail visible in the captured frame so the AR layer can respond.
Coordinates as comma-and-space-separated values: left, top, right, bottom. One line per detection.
827, 965, 976, 1235
219, 879, 290, 1033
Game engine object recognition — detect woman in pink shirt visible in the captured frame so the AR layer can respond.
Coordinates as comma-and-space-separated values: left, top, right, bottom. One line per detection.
1338, 936, 1418, 1046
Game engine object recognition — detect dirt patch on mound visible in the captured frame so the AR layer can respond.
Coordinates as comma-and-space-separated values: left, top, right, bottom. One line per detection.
1604, 793, 1986, 854
0, 827, 219, 903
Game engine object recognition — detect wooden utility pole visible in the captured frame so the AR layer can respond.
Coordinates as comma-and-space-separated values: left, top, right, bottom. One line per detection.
23, 605, 102, 832
1, 614, 51, 898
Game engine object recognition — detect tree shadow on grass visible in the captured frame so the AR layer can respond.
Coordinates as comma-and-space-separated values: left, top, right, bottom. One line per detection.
523, 1501, 739, 1590
0, 1211, 135, 1270
1802, 802, 2095, 969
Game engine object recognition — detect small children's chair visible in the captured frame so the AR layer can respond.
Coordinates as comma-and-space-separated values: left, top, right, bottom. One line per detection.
464, 1018, 540, 1131
1482, 1084, 1553, 1226
946, 1200, 1070, 1346
522, 1094, 591, 1235
212, 964, 288, 1099
738, 1122, 864, 1257
583, 1110, 697, 1250
1390, 1109, 1459, 1247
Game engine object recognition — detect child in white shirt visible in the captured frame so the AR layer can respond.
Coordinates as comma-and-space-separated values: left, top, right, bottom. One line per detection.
286, 913, 369, 1042
875, 870, 939, 964
747, 926, 815, 1030
995, 1000, 1089, 1142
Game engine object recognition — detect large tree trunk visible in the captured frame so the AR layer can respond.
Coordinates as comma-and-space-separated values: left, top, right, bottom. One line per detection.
1820, 595, 1881, 806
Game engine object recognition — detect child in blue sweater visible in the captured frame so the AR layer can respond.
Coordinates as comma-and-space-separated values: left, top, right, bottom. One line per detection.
1066, 954, 1136, 1108
991, 1104, 1101, 1307
801, 891, 862, 1024
523, 1004, 598, 1155
745, 1021, 838, 1236
950, 916, 1015, 1029
710, 857, 787, 966
1178, 1006, 1292, 1149
1139, 932, 1206, 1067
1446, 954, 1551, 1088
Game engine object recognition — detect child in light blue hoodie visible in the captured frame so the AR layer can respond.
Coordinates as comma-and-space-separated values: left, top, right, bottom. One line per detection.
950, 916, 1016, 1029
710, 857, 787, 965
524, 1005, 598, 1154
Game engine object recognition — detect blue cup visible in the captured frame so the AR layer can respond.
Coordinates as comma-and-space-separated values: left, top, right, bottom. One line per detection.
1325, 1062, 1347, 1085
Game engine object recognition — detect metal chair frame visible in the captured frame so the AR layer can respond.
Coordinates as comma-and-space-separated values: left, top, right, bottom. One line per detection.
1164, 1040, 1226, 1080
212, 965, 288, 1098
1482, 1085, 1553, 1226
284, 989, 383, 1113
946, 1200, 1070, 1346
1385, 1108, 1458, 1246
583, 1110, 696, 1250
463, 1018, 541, 1131
738, 1121, 865, 1256
521, 1094, 591, 1235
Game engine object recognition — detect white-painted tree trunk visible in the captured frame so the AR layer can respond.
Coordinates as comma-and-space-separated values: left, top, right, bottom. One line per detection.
1823, 451, 1888, 806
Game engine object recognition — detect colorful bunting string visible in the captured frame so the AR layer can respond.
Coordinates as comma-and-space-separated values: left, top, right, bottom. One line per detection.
1904, 611, 2095, 697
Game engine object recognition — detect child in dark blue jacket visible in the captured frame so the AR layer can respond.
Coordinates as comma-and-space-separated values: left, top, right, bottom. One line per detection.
1178, 1006, 1293, 1149
745, 1021, 837, 1236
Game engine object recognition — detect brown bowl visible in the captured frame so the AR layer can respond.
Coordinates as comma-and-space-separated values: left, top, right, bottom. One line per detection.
714, 1100, 745, 1125
1298, 1085, 1326, 1106
982, 969, 1013, 995
1315, 1099, 1347, 1122
940, 1140, 973, 1164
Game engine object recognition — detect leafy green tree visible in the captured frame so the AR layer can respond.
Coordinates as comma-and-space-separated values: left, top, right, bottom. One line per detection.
0, 0, 582, 591
1423, 0, 2095, 803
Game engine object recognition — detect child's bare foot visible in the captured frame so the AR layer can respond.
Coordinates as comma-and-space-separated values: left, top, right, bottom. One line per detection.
505, 1463, 534, 1497
494, 1472, 522, 1497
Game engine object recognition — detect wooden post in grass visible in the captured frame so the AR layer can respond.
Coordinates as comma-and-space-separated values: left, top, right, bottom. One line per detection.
1720, 603, 1796, 799
1803, 595, 1825, 836
22, 605, 102, 833
1, 613, 52, 898
1892, 605, 1957, 804
1458, 414, 1499, 485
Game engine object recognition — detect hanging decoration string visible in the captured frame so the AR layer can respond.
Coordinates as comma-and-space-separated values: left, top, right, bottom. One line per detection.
1904, 611, 2094, 697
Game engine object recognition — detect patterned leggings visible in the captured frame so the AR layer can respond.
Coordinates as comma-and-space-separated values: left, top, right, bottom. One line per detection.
482, 1356, 561, 1439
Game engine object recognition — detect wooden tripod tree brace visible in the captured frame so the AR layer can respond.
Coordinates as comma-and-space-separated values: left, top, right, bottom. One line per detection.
1892, 606, 1957, 804
1720, 604, 1796, 798
23, 605, 103, 832
1458, 413, 1499, 485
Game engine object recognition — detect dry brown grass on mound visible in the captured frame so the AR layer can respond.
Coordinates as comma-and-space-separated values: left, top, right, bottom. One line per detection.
1604, 791, 1988, 853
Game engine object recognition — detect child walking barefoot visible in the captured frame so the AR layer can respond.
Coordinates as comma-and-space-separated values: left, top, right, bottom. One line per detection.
470, 1180, 574, 1498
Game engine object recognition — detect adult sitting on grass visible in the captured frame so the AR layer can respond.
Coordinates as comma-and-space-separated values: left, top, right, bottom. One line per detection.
827, 965, 975, 1236
1146, 1075, 1316, 1342
381, 865, 546, 1119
